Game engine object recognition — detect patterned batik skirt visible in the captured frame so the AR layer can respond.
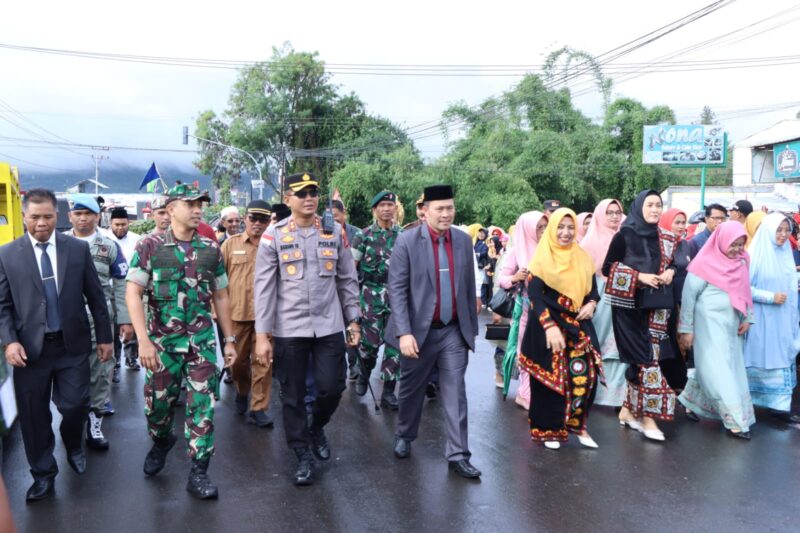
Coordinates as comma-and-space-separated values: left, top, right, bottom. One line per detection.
525, 339, 599, 442
624, 362, 676, 420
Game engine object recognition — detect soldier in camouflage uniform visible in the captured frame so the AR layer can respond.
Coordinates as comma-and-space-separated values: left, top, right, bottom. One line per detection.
351, 191, 403, 409
126, 184, 237, 500
65, 194, 132, 450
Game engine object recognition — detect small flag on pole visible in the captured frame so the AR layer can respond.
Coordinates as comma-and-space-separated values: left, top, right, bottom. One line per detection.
139, 162, 161, 190
146, 179, 157, 192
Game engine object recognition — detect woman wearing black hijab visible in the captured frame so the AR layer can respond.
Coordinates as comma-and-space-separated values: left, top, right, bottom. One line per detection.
602, 190, 678, 441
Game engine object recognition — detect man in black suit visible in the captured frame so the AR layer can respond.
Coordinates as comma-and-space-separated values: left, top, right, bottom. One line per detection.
0, 189, 112, 502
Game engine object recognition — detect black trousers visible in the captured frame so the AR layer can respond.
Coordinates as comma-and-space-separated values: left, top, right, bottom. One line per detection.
274, 333, 346, 450
13, 336, 90, 480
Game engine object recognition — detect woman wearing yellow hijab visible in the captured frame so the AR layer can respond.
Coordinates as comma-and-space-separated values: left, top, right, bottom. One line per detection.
745, 211, 767, 250
519, 208, 602, 450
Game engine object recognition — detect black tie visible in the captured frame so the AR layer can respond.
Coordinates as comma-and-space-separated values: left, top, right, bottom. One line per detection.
37, 243, 61, 332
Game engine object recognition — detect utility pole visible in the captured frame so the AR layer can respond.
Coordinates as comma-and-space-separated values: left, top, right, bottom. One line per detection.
91, 154, 109, 194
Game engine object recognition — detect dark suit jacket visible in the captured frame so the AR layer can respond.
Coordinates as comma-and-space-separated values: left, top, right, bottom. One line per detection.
0, 232, 112, 361
385, 224, 478, 351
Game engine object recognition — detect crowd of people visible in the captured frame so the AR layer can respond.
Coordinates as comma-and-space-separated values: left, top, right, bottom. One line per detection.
1, 175, 799, 508
484, 193, 800, 448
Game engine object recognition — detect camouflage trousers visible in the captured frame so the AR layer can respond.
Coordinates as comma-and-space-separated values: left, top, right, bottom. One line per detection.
359, 309, 401, 382
144, 347, 219, 460
89, 312, 115, 412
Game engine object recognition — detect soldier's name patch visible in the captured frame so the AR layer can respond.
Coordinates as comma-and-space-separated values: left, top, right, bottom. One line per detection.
318, 241, 336, 248
233, 250, 246, 255
279, 243, 299, 251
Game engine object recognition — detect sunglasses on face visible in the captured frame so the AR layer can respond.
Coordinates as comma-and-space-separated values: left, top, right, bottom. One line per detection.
291, 188, 319, 199
248, 214, 269, 224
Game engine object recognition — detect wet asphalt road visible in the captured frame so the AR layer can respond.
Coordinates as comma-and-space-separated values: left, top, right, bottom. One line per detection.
2, 312, 799, 533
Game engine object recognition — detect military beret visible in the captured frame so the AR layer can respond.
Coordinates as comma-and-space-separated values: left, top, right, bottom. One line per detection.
285, 172, 319, 192
543, 199, 561, 211
423, 184, 453, 202
371, 191, 396, 208
68, 193, 100, 214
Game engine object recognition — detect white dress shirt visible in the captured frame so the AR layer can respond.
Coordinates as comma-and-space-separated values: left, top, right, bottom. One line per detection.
28, 231, 58, 289
101, 228, 141, 263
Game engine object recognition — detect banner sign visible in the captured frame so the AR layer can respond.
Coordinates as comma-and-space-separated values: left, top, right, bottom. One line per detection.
642, 125, 726, 165
774, 141, 800, 179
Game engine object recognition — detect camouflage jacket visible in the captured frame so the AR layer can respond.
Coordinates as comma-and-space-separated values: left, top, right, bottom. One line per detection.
351, 222, 402, 287
127, 229, 228, 356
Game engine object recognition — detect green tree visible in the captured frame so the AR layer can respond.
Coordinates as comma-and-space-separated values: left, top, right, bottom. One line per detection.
699, 105, 716, 125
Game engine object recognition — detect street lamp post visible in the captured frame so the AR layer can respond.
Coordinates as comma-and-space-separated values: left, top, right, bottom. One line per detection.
182, 127, 266, 200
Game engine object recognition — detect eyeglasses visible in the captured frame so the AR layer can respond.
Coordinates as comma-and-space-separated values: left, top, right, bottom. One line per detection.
248, 214, 269, 224
290, 188, 319, 199
605, 210, 623, 217
708, 216, 727, 222
226, 218, 241, 224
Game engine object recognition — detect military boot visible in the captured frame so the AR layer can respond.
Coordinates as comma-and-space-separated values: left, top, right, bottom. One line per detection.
186, 458, 218, 500
380, 380, 399, 410
292, 447, 315, 486
143, 433, 177, 476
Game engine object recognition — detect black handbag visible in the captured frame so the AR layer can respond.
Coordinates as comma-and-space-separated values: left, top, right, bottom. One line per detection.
637, 284, 674, 310
485, 324, 510, 341
488, 287, 515, 318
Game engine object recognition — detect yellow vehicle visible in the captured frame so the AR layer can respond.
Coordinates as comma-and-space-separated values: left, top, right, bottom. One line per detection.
0, 163, 24, 245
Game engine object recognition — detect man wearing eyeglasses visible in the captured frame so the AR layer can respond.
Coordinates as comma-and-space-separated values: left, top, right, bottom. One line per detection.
221, 200, 274, 428
688, 203, 728, 257
254, 172, 360, 486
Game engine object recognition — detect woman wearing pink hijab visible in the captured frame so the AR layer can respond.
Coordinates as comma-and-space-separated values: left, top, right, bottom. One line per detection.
499, 211, 548, 410
677, 221, 755, 438
580, 199, 626, 407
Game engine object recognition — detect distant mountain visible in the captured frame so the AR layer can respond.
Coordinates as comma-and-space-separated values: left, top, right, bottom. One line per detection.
18, 166, 212, 194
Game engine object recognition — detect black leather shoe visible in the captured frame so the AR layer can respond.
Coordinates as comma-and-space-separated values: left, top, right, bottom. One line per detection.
684, 409, 700, 422
67, 449, 87, 474
310, 429, 331, 461
186, 459, 218, 500
246, 410, 274, 428
26, 479, 54, 503
727, 429, 752, 440
426, 382, 438, 400
143, 433, 177, 476
235, 395, 249, 416
448, 459, 482, 479
381, 381, 399, 410
355, 374, 369, 397
292, 447, 314, 486
393, 438, 411, 459
126, 356, 141, 371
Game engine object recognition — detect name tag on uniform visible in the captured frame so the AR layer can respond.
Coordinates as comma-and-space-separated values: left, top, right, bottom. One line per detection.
318, 241, 336, 248
233, 250, 246, 255
280, 243, 299, 251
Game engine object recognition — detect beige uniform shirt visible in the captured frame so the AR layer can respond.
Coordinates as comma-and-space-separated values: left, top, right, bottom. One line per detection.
254, 216, 360, 338
221, 232, 259, 322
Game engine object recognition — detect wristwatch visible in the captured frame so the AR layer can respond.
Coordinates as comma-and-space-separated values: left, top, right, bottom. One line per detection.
224, 336, 237, 344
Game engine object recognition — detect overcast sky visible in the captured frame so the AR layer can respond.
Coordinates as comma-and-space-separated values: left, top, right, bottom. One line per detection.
2, 0, 799, 179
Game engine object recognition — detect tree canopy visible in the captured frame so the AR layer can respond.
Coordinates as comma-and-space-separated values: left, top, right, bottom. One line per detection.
195, 45, 732, 228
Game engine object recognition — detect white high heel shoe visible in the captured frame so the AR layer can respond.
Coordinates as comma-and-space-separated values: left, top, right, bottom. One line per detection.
642, 428, 665, 441
543, 441, 560, 450
577, 434, 599, 449
619, 418, 644, 432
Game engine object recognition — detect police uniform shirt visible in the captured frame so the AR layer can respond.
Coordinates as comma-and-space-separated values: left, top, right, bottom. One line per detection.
254, 216, 359, 338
